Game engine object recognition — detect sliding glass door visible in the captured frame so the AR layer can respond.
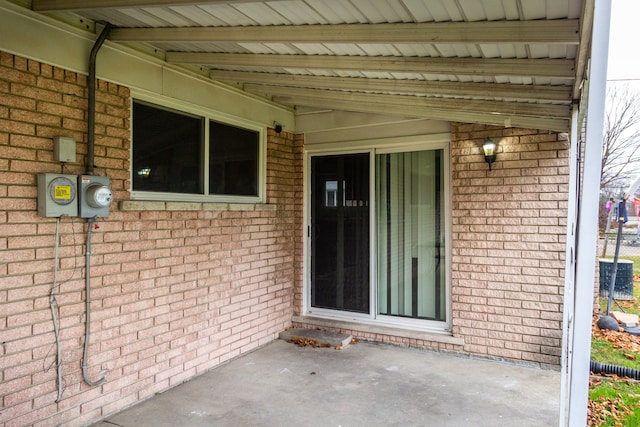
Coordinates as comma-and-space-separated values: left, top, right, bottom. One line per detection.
309, 146, 446, 325
376, 150, 445, 321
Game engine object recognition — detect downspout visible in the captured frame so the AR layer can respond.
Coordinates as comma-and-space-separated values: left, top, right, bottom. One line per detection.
87, 23, 112, 175
82, 23, 111, 387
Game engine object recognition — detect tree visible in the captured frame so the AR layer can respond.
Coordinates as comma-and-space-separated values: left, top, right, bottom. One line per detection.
601, 83, 640, 194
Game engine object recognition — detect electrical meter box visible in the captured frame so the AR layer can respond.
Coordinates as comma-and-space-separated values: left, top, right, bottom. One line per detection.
37, 173, 78, 217
78, 175, 113, 218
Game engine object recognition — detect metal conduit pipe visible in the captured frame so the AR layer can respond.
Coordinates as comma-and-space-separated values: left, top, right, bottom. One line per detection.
87, 23, 112, 175
82, 23, 111, 387
590, 360, 640, 381
82, 218, 106, 386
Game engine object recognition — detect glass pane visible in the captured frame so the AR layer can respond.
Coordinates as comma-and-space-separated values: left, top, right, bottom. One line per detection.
376, 149, 445, 321
209, 121, 259, 196
311, 154, 370, 313
132, 100, 203, 194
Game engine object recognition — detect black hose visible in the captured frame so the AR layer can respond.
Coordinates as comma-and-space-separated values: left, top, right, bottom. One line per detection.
87, 23, 112, 175
590, 360, 640, 380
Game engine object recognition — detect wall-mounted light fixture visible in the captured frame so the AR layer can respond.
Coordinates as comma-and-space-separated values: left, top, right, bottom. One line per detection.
273, 121, 283, 134
482, 138, 497, 171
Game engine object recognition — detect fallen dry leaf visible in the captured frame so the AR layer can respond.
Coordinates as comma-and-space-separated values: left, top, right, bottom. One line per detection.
335, 345, 343, 350
593, 316, 640, 353
587, 394, 633, 427
589, 314, 640, 426
289, 336, 330, 348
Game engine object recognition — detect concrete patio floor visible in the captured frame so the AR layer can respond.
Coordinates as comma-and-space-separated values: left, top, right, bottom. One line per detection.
93, 339, 560, 427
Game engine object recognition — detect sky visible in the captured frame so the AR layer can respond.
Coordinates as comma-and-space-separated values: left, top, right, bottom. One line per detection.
604, 0, 640, 191
607, 0, 640, 84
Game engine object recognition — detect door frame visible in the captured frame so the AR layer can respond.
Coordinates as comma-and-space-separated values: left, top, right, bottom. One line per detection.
303, 134, 452, 331
309, 151, 373, 315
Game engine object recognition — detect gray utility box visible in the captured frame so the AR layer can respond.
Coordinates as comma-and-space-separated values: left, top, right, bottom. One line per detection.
37, 173, 78, 217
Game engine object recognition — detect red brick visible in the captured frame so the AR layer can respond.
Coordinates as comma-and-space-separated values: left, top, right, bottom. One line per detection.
36, 75, 85, 97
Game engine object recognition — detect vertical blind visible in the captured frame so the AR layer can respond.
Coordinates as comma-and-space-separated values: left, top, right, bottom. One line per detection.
376, 150, 445, 320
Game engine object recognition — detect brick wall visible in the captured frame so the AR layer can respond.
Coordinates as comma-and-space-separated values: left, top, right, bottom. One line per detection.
450, 122, 569, 367
0, 51, 302, 426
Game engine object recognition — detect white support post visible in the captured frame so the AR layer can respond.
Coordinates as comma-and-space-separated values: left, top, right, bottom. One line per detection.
560, 106, 580, 426
565, 0, 611, 425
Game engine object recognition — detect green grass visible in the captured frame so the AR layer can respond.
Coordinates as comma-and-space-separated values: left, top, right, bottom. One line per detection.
591, 339, 640, 370
590, 275, 640, 426
589, 379, 640, 427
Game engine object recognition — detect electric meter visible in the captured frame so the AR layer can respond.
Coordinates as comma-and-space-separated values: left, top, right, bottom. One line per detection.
86, 184, 112, 208
78, 175, 112, 218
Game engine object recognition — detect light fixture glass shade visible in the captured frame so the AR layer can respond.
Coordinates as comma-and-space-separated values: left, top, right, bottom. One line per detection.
482, 139, 496, 156
482, 138, 497, 171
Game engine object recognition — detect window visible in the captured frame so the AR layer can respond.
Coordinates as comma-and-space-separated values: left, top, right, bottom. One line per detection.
132, 99, 263, 201
209, 120, 259, 197
133, 101, 203, 194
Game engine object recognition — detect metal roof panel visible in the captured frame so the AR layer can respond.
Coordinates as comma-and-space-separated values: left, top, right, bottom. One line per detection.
29, 0, 586, 132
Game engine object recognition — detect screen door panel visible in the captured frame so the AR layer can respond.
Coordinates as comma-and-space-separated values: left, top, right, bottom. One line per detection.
311, 153, 370, 313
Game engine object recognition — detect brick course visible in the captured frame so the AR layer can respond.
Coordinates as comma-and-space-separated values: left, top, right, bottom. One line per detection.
0, 51, 301, 426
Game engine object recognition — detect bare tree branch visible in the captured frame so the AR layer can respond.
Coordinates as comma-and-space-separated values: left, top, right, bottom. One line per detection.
601, 83, 640, 191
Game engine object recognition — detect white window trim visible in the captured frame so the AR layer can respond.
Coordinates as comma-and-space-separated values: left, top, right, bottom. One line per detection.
303, 134, 452, 333
129, 90, 267, 204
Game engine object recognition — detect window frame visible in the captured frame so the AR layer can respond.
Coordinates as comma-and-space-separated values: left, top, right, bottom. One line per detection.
130, 92, 266, 204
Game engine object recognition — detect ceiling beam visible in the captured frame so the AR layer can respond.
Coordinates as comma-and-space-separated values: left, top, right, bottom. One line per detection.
209, 70, 572, 103
109, 20, 579, 45
272, 95, 569, 132
573, 0, 595, 100
167, 52, 575, 79
32, 0, 252, 11
245, 84, 571, 119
